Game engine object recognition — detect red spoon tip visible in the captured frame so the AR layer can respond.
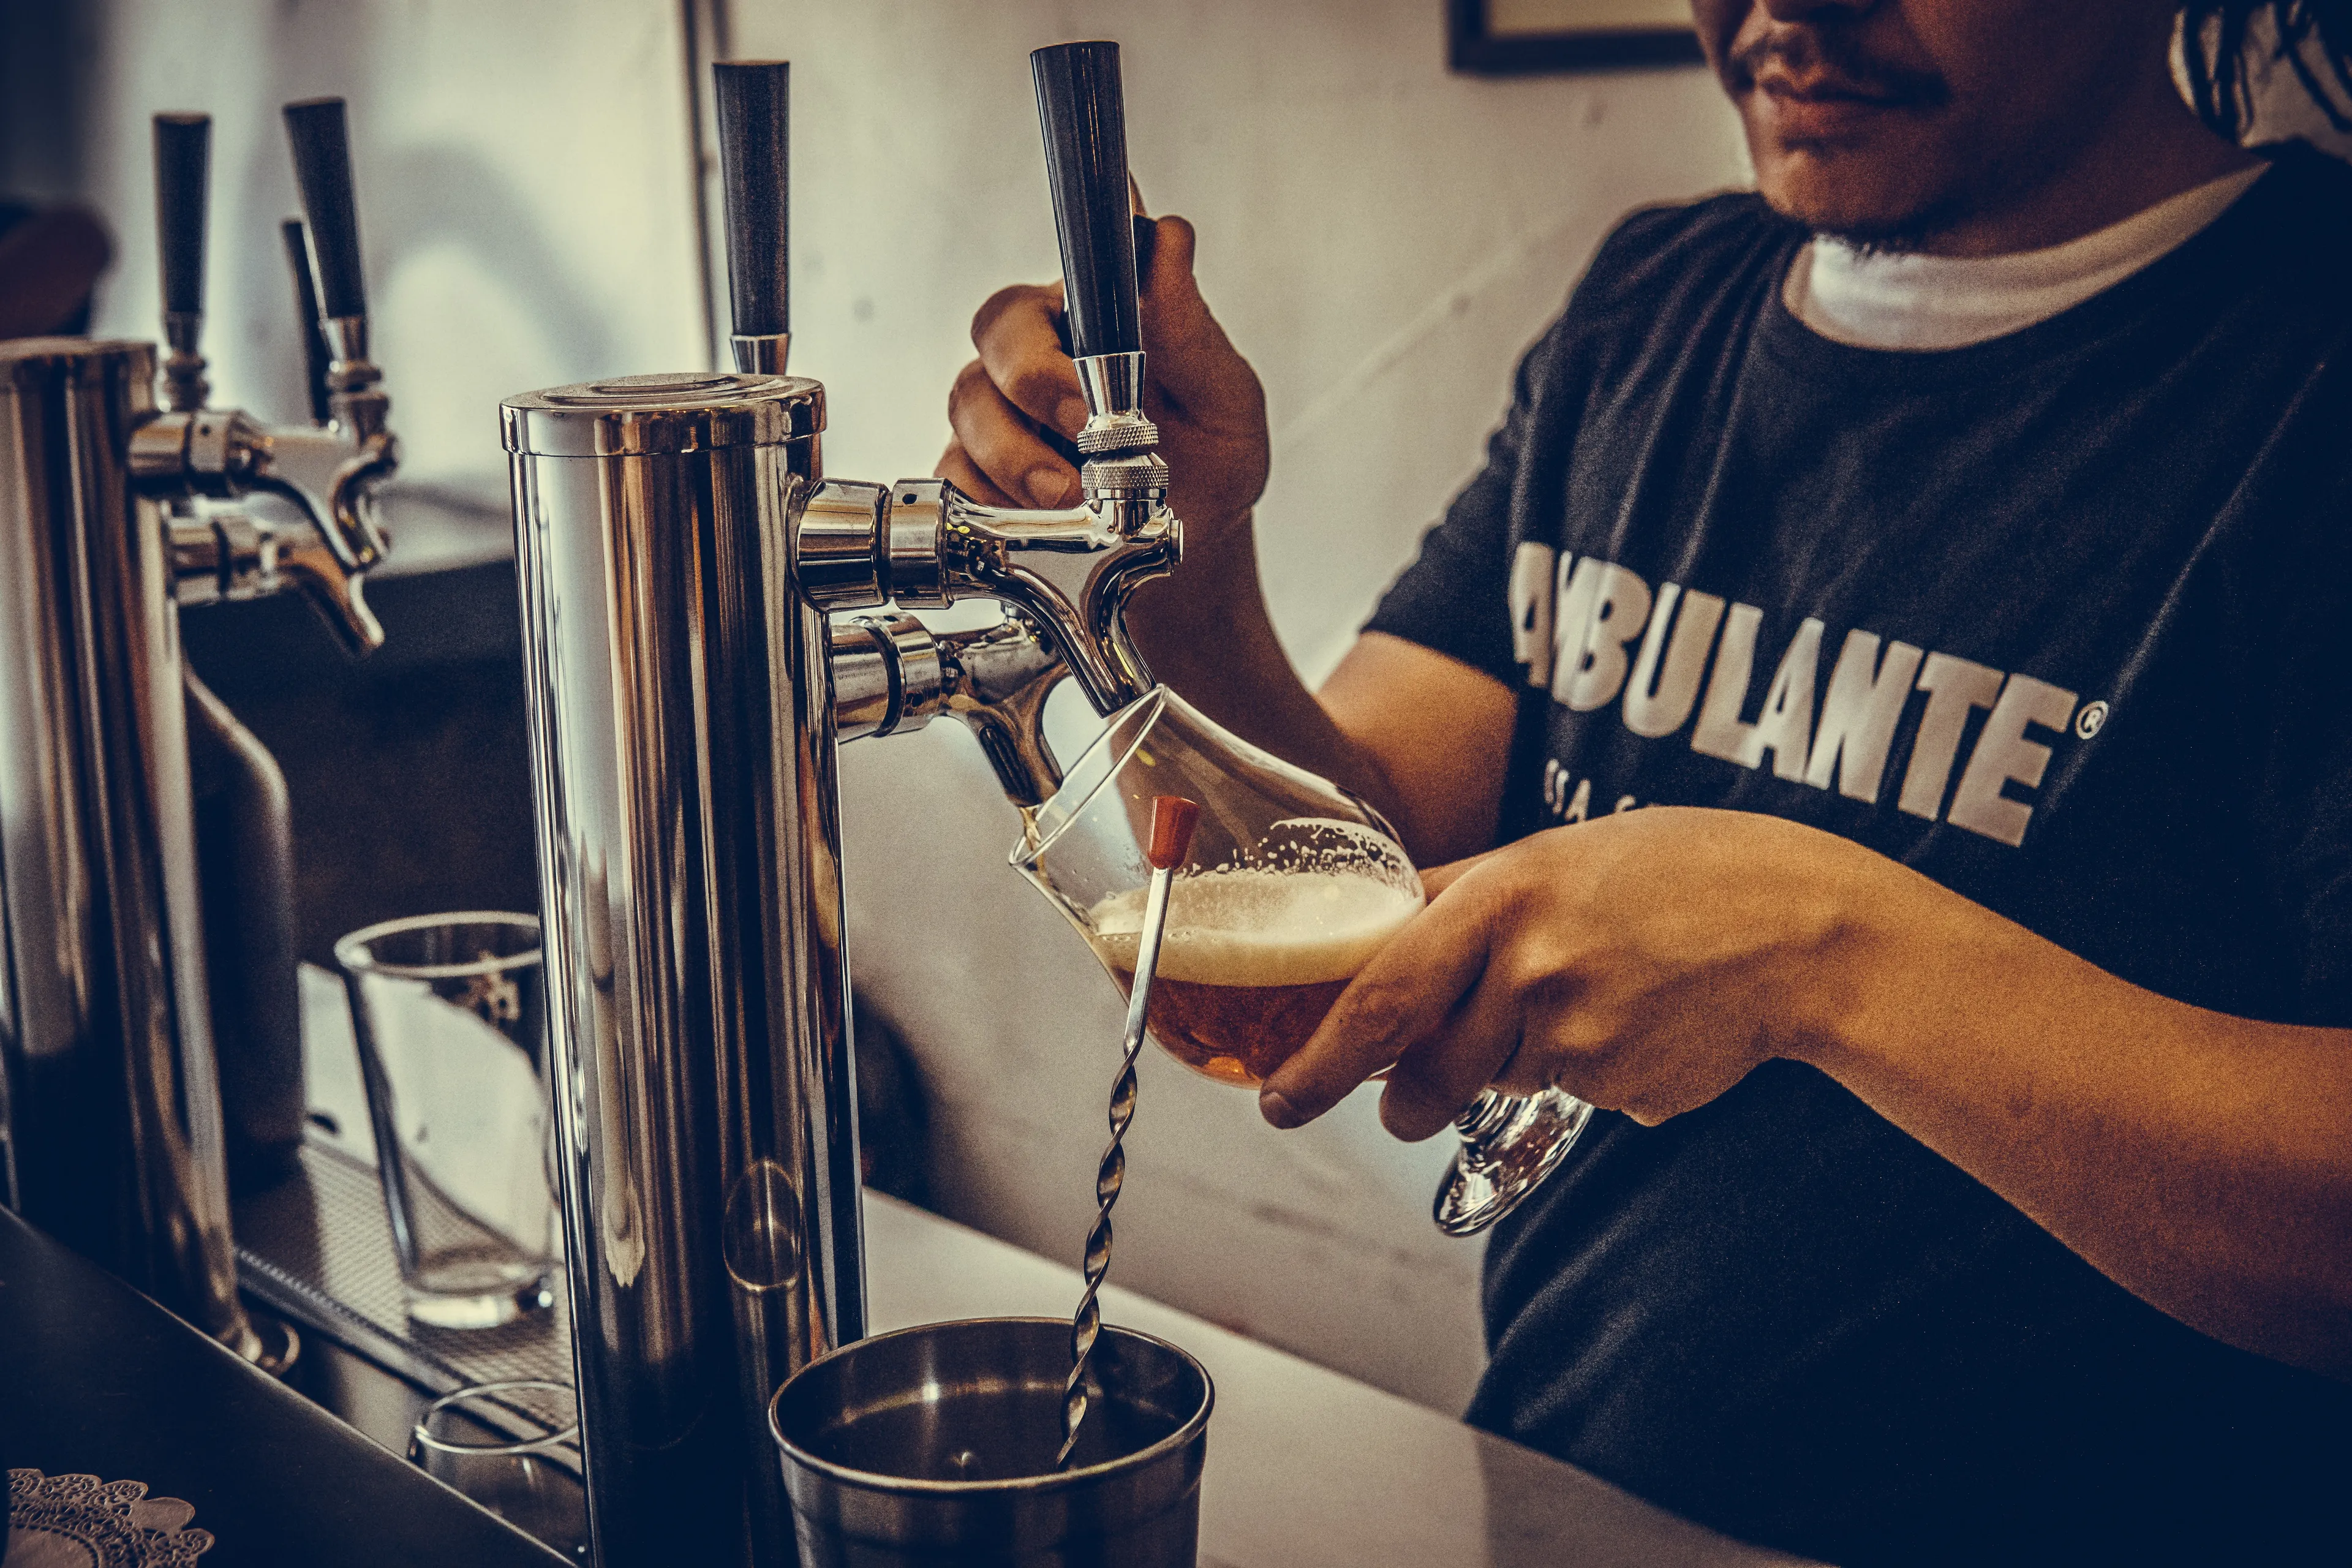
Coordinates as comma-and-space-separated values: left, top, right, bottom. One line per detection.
1146, 795, 1201, 871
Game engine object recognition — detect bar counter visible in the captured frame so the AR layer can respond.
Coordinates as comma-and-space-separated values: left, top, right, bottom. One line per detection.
4, 967, 1815, 1564
0, 1201, 566, 1566
6, 1177, 1814, 1566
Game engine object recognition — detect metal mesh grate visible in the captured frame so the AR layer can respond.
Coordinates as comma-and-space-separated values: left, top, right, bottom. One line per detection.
235, 1139, 576, 1442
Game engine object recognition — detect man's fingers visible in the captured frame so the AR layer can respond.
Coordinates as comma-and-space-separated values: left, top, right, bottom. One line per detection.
946, 360, 1079, 509
971, 282, 1088, 437
935, 439, 1022, 509
1418, 848, 1502, 901
1378, 974, 1526, 1143
1138, 214, 1261, 426
1140, 213, 1193, 301
1260, 884, 1496, 1128
1139, 216, 1212, 368
967, 216, 1242, 439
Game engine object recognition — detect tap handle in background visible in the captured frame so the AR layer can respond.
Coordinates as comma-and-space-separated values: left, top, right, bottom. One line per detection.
712, 59, 791, 356
282, 97, 366, 325
1031, 41, 1141, 361
154, 113, 210, 322
281, 219, 333, 423
278, 99, 393, 615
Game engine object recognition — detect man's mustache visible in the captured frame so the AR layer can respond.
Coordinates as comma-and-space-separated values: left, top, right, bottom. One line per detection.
1728, 24, 1950, 107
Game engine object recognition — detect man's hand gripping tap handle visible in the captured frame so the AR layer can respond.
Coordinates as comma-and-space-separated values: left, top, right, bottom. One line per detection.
707, 47, 1181, 812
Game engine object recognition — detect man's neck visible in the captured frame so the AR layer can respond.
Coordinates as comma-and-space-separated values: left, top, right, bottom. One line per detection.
1900, 86, 2263, 258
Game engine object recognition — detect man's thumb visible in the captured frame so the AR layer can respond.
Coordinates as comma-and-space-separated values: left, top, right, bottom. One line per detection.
1138, 214, 1226, 389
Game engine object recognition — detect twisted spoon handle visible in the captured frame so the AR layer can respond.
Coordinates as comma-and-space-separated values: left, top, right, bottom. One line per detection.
1060, 794, 1199, 1468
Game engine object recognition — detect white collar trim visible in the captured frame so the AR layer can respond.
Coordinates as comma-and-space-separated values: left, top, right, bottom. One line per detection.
1785, 164, 2267, 352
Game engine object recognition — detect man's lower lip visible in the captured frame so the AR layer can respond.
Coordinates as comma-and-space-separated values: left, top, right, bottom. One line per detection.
1755, 89, 1906, 138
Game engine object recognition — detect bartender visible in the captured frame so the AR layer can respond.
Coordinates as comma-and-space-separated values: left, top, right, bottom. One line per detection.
943, 1, 2352, 1562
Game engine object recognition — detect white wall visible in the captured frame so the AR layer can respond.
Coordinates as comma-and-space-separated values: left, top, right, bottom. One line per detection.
739, 0, 1749, 1411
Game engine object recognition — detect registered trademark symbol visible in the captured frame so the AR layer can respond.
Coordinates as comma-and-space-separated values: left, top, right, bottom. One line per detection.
2075, 700, 2109, 739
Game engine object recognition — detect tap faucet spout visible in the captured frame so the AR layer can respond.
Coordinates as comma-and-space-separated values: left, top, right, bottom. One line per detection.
938, 616, 1071, 806
831, 611, 1070, 809
945, 485, 1177, 714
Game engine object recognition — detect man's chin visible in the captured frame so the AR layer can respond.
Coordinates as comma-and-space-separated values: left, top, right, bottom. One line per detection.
1754, 151, 1962, 252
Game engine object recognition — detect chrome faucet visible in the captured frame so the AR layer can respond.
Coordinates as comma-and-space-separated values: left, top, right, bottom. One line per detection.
808, 458, 1175, 802
503, 43, 1172, 1567
0, 99, 396, 1368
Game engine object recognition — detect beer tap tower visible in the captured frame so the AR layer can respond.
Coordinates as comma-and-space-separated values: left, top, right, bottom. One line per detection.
0, 100, 397, 1363
503, 44, 1175, 1568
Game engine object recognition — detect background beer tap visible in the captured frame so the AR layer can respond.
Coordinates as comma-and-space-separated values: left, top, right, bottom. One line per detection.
153, 113, 211, 415
132, 97, 396, 656
0, 94, 397, 1373
282, 216, 337, 426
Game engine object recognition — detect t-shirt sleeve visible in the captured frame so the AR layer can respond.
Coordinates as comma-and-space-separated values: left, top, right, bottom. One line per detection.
2271, 462, 2352, 1027
2289, 756, 2352, 1026
1359, 336, 1544, 689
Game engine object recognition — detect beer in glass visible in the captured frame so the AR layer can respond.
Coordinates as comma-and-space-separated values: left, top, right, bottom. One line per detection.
1014, 690, 1423, 1085
1084, 843, 1422, 1086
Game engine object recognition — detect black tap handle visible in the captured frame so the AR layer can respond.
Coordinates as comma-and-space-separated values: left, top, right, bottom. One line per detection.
282, 97, 366, 321
154, 113, 211, 318
282, 219, 333, 423
1031, 42, 1140, 361
712, 60, 790, 339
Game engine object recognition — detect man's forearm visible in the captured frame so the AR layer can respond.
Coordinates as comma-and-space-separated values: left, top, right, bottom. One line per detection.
1807, 865, 2352, 1378
1121, 512, 1415, 835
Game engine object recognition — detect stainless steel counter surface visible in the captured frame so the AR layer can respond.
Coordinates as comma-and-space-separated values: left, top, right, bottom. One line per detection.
861, 1193, 1815, 1568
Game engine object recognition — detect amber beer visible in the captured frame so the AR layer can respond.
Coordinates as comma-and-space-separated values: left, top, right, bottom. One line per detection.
1086, 869, 1423, 1087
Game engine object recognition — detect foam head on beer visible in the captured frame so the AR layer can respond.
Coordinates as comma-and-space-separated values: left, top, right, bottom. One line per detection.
1087, 867, 1422, 986
1083, 823, 1424, 1085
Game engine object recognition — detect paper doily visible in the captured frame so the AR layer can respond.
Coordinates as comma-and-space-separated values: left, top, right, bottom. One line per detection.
5, 1470, 213, 1567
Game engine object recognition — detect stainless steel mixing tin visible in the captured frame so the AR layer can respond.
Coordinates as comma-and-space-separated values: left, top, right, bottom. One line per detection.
769, 1316, 1213, 1567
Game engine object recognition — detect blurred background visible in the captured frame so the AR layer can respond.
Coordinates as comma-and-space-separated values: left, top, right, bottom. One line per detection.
29, 0, 2328, 1415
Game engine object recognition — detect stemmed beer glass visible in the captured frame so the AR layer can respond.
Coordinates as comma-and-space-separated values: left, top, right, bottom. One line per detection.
1012, 688, 1593, 1235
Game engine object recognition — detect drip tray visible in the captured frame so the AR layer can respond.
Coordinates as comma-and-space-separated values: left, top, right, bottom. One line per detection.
234, 1137, 578, 1460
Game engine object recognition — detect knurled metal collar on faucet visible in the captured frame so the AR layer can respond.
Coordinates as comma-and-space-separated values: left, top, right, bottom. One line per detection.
1072, 350, 1157, 455
1078, 450, 1172, 501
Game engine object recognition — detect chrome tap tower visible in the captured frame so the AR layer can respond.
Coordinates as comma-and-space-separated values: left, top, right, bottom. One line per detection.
0, 101, 397, 1361
504, 45, 1174, 1567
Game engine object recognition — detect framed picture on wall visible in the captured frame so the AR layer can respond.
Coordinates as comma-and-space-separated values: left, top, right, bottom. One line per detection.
1447, 0, 1706, 74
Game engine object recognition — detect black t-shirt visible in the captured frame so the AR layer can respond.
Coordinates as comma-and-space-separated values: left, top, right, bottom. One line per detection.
1364, 146, 2352, 1564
